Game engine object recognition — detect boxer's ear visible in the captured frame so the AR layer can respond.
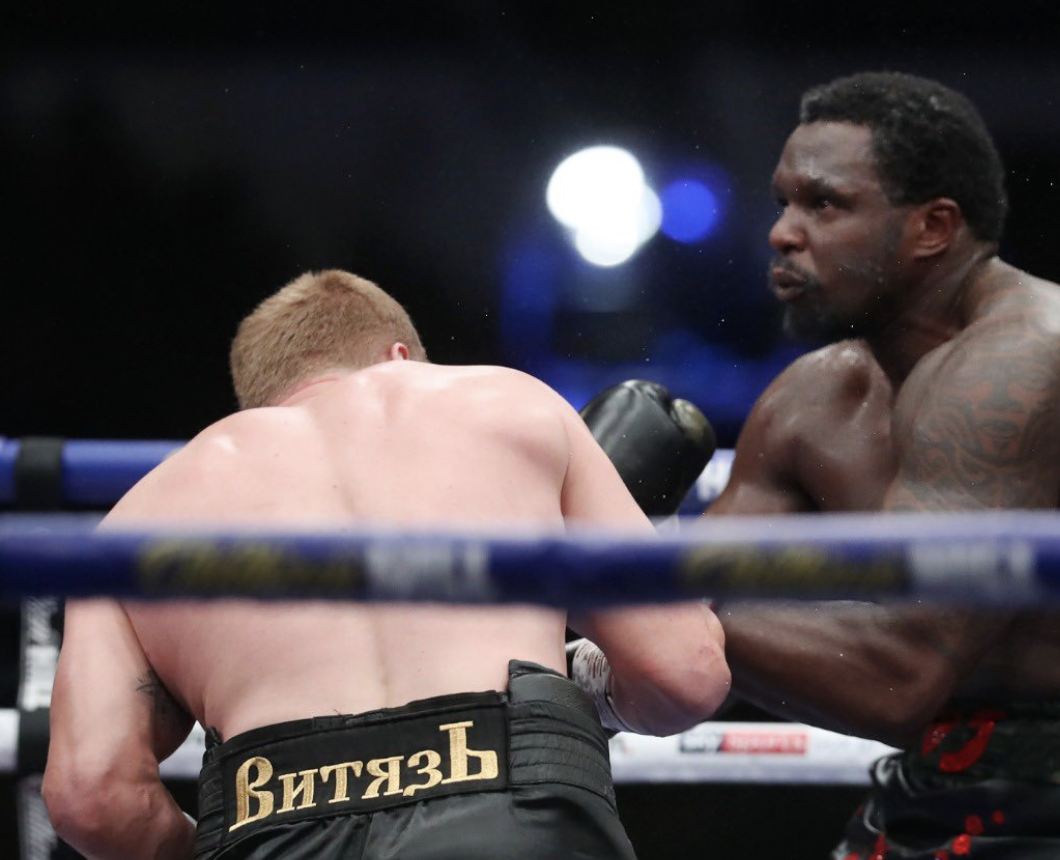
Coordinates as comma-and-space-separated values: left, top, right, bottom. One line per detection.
387, 342, 410, 361
910, 198, 962, 260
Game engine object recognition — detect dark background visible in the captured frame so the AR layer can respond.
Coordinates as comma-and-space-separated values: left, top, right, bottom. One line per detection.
3, 3, 1060, 857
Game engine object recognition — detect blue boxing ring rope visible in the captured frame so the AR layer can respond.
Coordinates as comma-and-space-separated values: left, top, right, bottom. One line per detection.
3, 438, 729, 514
1, 436, 1057, 791
0, 435, 730, 514
0, 437, 184, 509
0, 510, 1057, 605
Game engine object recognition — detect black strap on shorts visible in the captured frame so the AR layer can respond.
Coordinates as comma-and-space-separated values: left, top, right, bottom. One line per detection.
195, 660, 614, 859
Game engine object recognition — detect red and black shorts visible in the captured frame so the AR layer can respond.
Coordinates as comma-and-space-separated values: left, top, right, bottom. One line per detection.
834, 704, 1060, 859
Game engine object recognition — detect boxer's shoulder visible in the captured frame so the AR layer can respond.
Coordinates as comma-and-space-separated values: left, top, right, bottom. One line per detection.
788, 340, 878, 387
911, 288, 1060, 398
187, 408, 306, 456
971, 260, 1060, 321
755, 340, 886, 436
369, 361, 563, 404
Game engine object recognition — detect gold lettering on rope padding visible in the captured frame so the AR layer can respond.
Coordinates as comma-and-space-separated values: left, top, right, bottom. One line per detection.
230, 756, 275, 832
439, 721, 499, 784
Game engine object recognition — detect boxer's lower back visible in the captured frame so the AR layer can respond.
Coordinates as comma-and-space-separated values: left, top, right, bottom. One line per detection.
126, 600, 567, 740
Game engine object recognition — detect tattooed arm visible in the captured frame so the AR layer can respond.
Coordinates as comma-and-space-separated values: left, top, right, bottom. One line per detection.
135, 667, 195, 765
43, 599, 196, 860
713, 318, 1060, 745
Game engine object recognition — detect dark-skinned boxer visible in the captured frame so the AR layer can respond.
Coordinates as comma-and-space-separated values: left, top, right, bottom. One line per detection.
574, 73, 1060, 860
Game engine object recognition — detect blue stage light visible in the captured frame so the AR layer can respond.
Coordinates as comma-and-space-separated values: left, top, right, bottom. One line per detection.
660, 179, 720, 243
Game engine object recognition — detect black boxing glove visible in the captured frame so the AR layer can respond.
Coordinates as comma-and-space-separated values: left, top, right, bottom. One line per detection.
580, 380, 716, 518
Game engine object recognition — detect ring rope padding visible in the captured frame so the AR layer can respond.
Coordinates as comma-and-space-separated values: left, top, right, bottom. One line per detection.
0, 437, 186, 509
12, 438, 65, 511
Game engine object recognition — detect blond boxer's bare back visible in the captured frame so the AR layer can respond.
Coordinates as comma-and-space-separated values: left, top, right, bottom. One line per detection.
102, 361, 629, 740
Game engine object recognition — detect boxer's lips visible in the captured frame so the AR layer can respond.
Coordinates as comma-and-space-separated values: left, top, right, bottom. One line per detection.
770, 269, 808, 301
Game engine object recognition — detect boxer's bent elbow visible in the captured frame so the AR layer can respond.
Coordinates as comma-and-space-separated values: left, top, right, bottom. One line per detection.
660, 610, 731, 726
43, 768, 111, 854
655, 639, 732, 732
43, 758, 157, 858
616, 638, 731, 736
42, 760, 85, 845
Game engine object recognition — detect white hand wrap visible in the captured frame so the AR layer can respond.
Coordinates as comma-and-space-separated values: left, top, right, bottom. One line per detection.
567, 638, 637, 734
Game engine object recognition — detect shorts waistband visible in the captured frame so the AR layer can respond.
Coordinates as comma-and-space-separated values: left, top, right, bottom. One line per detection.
194, 660, 613, 858
903, 703, 1060, 784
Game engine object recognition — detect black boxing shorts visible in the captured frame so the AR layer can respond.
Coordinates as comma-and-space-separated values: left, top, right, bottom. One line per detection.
193, 660, 637, 860
833, 704, 1060, 860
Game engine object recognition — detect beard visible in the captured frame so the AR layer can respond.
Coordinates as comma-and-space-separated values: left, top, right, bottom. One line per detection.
781, 294, 849, 344
775, 221, 904, 345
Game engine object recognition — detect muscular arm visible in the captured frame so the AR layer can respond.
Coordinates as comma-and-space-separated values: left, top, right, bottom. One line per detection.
708, 375, 970, 742
706, 367, 936, 740
714, 328, 1060, 745
557, 398, 730, 735
718, 598, 1002, 744
43, 600, 196, 860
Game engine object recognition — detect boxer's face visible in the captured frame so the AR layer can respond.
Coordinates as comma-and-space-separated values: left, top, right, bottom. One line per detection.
768, 121, 912, 344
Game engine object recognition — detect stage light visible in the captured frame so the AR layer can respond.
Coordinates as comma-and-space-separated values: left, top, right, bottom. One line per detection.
660, 179, 720, 243
546, 146, 661, 267
571, 185, 661, 267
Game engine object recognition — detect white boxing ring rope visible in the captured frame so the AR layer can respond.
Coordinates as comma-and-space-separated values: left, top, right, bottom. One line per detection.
0, 714, 900, 785
2, 437, 1054, 792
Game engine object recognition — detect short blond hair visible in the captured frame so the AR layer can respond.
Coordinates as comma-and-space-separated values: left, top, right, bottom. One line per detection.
230, 269, 427, 409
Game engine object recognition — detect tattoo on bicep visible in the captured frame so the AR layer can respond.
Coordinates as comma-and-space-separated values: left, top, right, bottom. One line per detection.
136, 669, 180, 725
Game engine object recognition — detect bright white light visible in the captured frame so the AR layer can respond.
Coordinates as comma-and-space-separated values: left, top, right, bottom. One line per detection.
573, 228, 638, 267
546, 146, 661, 267
637, 184, 663, 241
572, 185, 662, 267
547, 146, 645, 227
